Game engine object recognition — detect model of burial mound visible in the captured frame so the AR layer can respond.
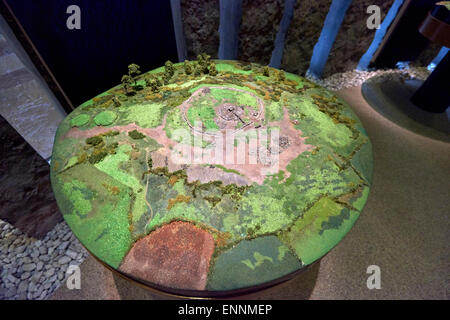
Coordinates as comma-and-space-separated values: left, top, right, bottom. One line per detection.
50, 59, 373, 296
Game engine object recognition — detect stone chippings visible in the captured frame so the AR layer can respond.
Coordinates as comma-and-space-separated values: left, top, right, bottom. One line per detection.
307, 66, 431, 91
0, 219, 88, 300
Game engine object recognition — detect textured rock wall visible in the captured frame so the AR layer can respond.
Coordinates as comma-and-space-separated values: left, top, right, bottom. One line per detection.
181, 0, 220, 59
281, 0, 331, 75
238, 0, 284, 65
323, 0, 395, 77
281, 0, 396, 76
180, 0, 439, 75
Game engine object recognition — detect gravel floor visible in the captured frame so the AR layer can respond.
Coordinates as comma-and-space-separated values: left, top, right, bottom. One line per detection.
0, 65, 432, 300
0, 219, 88, 300
307, 66, 431, 91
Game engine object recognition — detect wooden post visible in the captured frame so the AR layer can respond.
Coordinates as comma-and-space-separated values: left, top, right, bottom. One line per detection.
269, 0, 297, 69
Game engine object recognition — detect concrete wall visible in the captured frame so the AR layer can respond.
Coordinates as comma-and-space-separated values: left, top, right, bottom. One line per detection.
0, 14, 65, 160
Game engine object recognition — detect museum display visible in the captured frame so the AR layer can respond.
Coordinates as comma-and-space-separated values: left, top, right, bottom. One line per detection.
49, 57, 373, 296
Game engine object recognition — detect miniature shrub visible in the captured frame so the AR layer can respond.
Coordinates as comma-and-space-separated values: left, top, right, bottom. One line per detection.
71, 114, 90, 127
94, 111, 117, 126
88, 149, 108, 164
86, 136, 103, 146
128, 130, 146, 140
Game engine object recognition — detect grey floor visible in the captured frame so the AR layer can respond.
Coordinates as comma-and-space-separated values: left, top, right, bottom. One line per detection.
50, 85, 450, 300
362, 77, 450, 142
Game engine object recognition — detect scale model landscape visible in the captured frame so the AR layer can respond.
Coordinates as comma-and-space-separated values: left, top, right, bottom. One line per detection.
50, 56, 373, 294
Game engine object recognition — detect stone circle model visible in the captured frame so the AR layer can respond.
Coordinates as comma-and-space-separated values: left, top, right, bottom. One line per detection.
50, 59, 373, 295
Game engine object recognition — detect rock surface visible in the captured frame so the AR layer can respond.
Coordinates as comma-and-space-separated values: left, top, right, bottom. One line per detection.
323, 0, 394, 77
238, 0, 284, 65
179, 1, 438, 76
181, 0, 220, 59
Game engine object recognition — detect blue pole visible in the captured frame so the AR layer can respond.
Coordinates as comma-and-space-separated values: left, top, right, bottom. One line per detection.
218, 0, 243, 60
307, 0, 353, 79
357, 0, 405, 70
170, 0, 187, 62
427, 47, 449, 72
269, 0, 297, 69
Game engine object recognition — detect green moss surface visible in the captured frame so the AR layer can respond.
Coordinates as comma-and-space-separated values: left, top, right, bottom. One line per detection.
70, 114, 90, 127
94, 111, 117, 126
207, 236, 301, 291
50, 59, 373, 293
279, 197, 360, 265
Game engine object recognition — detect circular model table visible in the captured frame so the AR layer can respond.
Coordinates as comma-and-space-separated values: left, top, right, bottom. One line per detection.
50, 60, 373, 297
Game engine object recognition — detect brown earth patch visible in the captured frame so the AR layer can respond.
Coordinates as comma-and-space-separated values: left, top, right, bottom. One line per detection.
119, 221, 215, 290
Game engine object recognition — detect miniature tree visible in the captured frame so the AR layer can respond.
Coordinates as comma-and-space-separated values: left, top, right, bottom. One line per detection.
121, 75, 133, 94
164, 60, 175, 84
242, 63, 252, 71
128, 63, 141, 85
146, 78, 160, 93
277, 69, 286, 82
163, 73, 171, 85
151, 80, 160, 92
193, 61, 202, 76
184, 60, 193, 75
112, 97, 121, 107
208, 61, 218, 76
146, 76, 162, 87
197, 53, 211, 74
165, 60, 174, 76
128, 129, 146, 140
198, 52, 211, 62
145, 78, 152, 90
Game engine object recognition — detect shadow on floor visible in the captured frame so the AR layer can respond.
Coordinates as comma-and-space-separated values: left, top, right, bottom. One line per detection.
361, 76, 450, 143
50, 253, 320, 300
111, 261, 320, 300
0, 115, 62, 238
